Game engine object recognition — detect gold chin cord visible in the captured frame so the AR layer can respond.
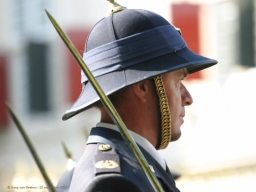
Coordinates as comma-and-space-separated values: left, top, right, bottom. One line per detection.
154, 75, 172, 149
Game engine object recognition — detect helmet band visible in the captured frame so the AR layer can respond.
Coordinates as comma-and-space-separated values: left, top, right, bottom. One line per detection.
81, 25, 186, 83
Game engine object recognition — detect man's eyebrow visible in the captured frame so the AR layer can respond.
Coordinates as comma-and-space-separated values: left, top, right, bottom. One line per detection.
181, 68, 189, 78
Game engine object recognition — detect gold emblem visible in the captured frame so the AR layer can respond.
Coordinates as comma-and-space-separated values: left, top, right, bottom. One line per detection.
98, 144, 111, 151
175, 27, 182, 36
106, 0, 127, 16
149, 165, 155, 173
95, 160, 119, 169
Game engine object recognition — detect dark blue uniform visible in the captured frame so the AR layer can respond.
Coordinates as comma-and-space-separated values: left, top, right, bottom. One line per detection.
58, 126, 180, 192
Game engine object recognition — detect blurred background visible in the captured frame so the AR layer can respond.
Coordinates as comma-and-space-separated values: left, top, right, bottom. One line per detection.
0, 0, 256, 191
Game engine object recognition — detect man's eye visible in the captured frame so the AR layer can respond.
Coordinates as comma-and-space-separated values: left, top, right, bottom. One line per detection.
176, 79, 182, 87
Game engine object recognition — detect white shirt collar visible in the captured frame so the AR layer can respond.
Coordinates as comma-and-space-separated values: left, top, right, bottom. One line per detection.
96, 122, 166, 170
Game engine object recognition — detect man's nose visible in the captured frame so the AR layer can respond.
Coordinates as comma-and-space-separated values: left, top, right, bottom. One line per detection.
181, 84, 193, 106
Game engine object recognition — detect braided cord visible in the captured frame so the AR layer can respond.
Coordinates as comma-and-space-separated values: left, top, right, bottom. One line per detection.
154, 75, 171, 149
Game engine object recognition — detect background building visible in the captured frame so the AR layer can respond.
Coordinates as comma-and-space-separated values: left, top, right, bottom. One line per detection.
0, 0, 256, 191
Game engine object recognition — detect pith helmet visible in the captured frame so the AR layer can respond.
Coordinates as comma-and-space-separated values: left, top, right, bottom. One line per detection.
63, 8, 217, 120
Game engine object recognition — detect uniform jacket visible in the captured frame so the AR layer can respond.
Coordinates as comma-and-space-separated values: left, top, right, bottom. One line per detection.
57, 126, 180, 192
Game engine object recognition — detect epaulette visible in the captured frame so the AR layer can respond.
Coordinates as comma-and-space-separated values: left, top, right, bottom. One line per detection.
94, 143, 121, 175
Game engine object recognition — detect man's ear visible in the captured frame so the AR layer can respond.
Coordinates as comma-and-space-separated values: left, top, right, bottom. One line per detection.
132, 80, 151, 103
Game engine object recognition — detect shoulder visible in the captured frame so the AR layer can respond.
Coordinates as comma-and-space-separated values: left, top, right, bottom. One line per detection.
85, 173, 142, 192
70, 143, 153, 192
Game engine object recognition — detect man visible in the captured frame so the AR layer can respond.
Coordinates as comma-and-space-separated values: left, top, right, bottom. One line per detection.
57, 3, 217, 192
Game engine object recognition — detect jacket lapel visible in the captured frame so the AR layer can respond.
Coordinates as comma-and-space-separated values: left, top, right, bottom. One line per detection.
154, 161, 180, 192
137, 146, 179, 192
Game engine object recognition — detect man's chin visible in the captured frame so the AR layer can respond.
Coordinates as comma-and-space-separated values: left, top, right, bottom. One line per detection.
170, 132, 181, 142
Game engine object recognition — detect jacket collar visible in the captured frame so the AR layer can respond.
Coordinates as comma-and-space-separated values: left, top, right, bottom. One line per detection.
87, 126, 179, 192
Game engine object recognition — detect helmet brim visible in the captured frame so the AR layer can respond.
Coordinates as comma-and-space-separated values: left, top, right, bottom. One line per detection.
62, 47, 217, 120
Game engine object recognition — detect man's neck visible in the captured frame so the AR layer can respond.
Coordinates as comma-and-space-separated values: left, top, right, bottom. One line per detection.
95, 122, 166, 170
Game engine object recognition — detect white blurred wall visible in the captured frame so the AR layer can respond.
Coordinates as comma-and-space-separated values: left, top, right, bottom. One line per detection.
0, 0, 256, 192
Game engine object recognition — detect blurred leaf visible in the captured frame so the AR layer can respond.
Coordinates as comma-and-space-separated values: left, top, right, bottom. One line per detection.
61, 141, 72, 159
5, 102, 56, 192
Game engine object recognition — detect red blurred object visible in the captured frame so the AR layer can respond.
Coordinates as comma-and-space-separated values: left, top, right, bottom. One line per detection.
171, 3, 202, 80
66, 30, 89, 103
0, 54, 8, 128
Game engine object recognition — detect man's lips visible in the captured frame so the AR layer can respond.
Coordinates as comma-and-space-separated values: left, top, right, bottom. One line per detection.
180, 114, 185, 123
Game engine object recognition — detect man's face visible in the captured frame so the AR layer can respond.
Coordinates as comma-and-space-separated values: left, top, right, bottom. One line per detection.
162, 68, 193, 141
